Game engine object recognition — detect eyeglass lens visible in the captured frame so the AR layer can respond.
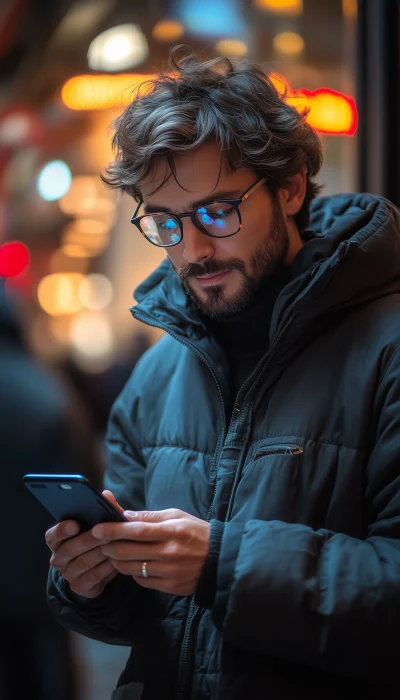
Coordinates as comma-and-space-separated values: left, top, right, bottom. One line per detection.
140, 201, 239, 246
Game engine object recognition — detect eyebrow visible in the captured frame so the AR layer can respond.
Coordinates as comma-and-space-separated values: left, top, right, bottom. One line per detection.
143, 189, 243, 214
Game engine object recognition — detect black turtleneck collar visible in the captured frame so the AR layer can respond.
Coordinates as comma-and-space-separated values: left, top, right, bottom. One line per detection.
204, 265, 293, 408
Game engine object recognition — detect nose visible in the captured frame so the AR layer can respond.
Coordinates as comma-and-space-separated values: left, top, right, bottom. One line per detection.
181, 218, 215, 264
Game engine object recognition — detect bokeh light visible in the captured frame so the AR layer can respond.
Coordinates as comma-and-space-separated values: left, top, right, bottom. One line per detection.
63, 218, 109, 238
0, 241, 30, 277
87, 24, 149, 72
37, 160, 72, 201
78, 274, 113, 311
254, 0, 303, 14
61, 218, 110, 257
273, 32, 305, 56
177, 0, 244, 37
58, 175, 98, 214
61, 74, 155, 111
37, 273, 84, 316
69, 311, 114, 373
152, 20, 185, 42
61, 244, 93, 258
215, 39, 248, 57
342, 0, 357, 20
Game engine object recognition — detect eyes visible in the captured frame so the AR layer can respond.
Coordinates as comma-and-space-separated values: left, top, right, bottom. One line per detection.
140, 201, 240, 246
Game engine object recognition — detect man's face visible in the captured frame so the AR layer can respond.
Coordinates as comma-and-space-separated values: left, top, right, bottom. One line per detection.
140, 141, 290, 319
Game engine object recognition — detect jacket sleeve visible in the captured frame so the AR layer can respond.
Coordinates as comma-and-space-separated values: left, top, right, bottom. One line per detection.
47, 366, 149, 645
195, 347, 400, 682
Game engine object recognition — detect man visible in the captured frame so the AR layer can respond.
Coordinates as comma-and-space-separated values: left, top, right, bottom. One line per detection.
46, 48, 400, 700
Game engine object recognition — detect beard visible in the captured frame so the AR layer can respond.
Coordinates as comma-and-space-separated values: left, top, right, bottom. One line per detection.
174, 201, 290, 320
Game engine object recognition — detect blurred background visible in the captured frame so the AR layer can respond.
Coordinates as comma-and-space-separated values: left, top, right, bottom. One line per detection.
0, 1, 399, 699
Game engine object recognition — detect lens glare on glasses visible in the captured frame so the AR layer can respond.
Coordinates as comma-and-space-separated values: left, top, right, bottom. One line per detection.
196, 203, 238, 235
139, 202, 239, 247
141, 214, 181, 246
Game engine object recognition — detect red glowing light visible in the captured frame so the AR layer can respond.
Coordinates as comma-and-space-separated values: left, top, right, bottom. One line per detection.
0, 241, 30, 277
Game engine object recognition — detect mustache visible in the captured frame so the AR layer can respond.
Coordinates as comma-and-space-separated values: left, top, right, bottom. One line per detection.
177, 258, 246, 283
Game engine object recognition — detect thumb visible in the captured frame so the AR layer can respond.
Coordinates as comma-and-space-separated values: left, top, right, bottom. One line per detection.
102, 489, 124, 514
123, 508, 185, 522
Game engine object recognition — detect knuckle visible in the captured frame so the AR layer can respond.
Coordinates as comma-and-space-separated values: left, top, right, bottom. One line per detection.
134, 524, 146, 538
165, 541, 180, 558
49, 553, 59, 568
171, 509, 184, 518
86, 567, 101, 584
174, 520, 187, 537
78, 550, 95, 573
45, 524, 59, 550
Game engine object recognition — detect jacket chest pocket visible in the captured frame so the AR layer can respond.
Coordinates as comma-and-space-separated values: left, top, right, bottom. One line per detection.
253, 444, 304, 460
230, 442, 304, 523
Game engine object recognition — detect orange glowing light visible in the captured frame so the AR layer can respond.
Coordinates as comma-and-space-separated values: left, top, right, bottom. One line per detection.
61, 74, 157, 110
269, 72, 291, 95
254, 0, 303, 14
152, 20, 184, 42
61, 73, 358, 135
287, 87, 358, 135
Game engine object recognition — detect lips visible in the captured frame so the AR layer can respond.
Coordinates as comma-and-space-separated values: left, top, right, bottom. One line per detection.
195, 270, 231, 286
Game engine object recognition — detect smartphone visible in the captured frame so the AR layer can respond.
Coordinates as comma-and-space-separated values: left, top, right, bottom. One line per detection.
23, 473, 128, 532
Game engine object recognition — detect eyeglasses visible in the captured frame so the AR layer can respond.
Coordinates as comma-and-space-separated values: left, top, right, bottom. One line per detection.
130, 177, 266, 248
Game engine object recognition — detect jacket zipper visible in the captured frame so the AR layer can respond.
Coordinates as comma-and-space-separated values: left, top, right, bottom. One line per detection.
223, 308, 298, 522
253, 444, 303, 460
132, 310, 226, 700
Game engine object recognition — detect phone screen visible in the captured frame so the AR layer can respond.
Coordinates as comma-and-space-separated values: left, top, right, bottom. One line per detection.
23, 474, 128, 531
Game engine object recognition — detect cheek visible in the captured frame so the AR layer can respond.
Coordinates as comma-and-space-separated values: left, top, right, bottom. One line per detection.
167, 248, 184, 270
238, 210, 273, 254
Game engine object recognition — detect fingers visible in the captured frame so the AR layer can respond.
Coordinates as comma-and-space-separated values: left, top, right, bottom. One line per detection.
124, 508, 186, 522
100, 540, 163, 561
69, 559, 118, 599
52, 541, 108, 578
102, 490, 125, 514
48, 527, 119, 599
45, 521, 80, 553
92, 518, 183, 543
49, 527, 109, 570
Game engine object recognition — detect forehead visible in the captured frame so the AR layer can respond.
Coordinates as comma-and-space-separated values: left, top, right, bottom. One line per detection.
139, 140, 254, 207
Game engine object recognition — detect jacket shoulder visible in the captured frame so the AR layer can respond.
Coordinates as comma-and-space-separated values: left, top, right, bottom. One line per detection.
115, 333, 188, 408
363, 294, 400, 349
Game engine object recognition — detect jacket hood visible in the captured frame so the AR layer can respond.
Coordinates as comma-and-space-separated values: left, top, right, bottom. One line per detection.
131, 193, 400, 345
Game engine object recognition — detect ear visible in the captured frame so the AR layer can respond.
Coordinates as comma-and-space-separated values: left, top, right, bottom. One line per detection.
279, 167, 307, 217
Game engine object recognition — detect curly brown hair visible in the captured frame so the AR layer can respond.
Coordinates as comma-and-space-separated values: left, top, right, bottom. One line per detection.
102, 46, 323, 231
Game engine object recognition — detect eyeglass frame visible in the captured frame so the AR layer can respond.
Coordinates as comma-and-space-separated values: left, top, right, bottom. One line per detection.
130, 176, 267, 248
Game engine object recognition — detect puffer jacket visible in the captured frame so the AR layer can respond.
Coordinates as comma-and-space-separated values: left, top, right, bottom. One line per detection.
48, 193, 400, 700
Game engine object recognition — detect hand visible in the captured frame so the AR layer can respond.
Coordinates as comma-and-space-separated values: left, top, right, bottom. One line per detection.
45, 490, 122, 599
92, 509, 210, 596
